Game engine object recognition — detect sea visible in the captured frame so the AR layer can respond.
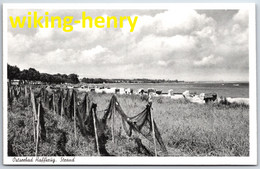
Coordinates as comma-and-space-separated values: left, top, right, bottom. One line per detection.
99, 82, 249, 98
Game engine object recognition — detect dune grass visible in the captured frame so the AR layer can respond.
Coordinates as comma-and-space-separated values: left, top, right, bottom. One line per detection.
89, 93, 249, 156
8, 93, 249, 156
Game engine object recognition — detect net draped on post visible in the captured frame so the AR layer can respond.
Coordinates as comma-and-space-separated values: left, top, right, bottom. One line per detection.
11, 85, 167, 156
102, 95, 168, 155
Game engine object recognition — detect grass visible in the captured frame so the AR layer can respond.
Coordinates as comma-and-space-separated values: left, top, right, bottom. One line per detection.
8, 92, 249, 157
8, 98, 98, 157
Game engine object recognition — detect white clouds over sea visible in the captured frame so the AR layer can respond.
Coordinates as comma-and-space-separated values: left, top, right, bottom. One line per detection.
7, 9, 249, 81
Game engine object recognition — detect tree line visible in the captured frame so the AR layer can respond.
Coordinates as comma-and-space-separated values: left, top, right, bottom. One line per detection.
8, 64, 182, 85
81, 77, 182, 84
81, 78, 114, 84
8, 64, 79, 84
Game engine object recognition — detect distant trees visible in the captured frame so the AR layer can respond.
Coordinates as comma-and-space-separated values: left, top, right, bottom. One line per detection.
8, 64, 20, 80
7, 64, 182, 85
40, 73, 53, 83
7, 64, 80, 84
28, 68, 41, 81
19, 69, 29, 81
68, 74, 80, 84
81, 77, 181, 84
81, 77, 113, 84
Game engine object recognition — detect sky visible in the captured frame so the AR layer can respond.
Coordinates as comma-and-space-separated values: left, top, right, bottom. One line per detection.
7, 9, 249, 81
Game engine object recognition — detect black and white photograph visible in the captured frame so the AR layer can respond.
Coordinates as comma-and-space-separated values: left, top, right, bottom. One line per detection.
2, 3, 257, 165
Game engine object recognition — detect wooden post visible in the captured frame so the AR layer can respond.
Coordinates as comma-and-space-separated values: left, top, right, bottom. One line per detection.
35, 101, 41, 156
61, 98, 64, 120
30, 88, 37, 143
92, 108, 100, 156
24, 86, 28, 97
111, 104, 115, 143
73, 91, 77, 141
24, 86, 28, 105
53, 93, 55, 114
150, 102, 157, 156
86, 94, 88, 121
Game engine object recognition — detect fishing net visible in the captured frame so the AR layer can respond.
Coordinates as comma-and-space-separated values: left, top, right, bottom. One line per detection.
63, 89, 70, 119
57, 90, 63, 116
103, 95, 167, 154
38, 101, 46, 141
76, 93, 89, 137
48, 93, 54, 110
68, 90, 77, 120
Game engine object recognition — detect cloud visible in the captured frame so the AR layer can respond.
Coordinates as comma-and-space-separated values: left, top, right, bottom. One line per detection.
35, 22, 54, 39
7, 9, 249, 81
233, 9, 248, 26
194, 55, 223, 66
157, 60, 168, 66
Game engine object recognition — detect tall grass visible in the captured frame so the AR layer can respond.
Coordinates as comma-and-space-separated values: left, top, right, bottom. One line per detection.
8, 97, 97, 156
8, 93, 249, 156
88, 94, 249, 156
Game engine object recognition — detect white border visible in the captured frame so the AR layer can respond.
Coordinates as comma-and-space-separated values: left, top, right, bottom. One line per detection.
2, 3, 257, 165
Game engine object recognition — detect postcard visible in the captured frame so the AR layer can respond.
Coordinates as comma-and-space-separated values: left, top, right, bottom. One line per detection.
2, 3, 257, 165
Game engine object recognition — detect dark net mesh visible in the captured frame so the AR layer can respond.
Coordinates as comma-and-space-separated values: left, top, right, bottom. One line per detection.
103, 95, 167, 154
